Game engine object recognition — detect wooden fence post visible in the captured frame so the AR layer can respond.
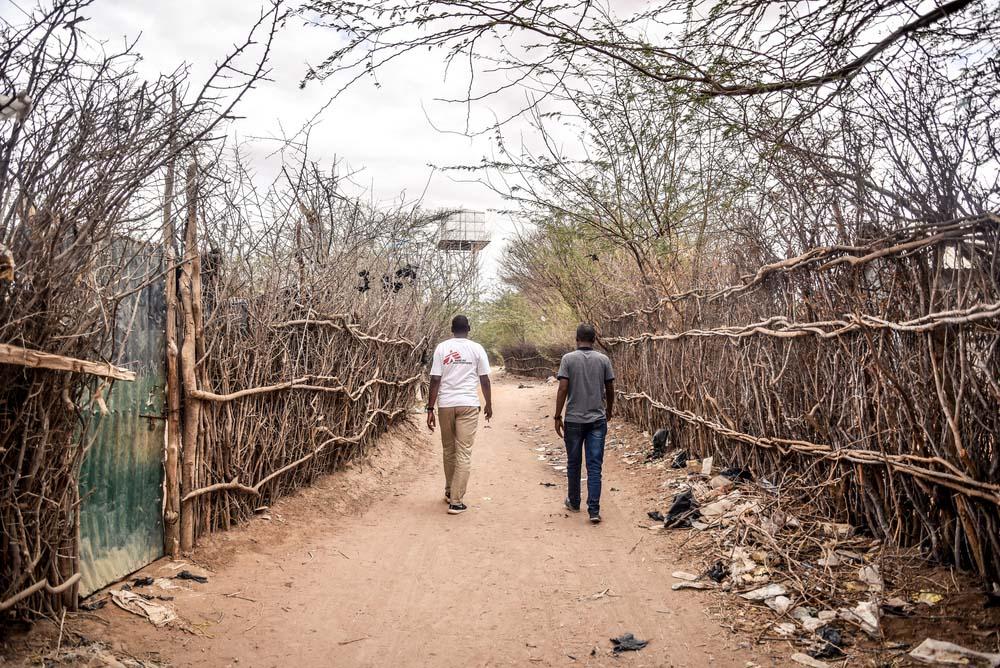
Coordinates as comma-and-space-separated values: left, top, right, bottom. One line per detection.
162, 134, 181, 556
179, 161, 202, 552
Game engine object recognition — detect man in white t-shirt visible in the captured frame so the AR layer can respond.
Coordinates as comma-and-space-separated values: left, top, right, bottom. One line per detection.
426, 315, 493, 515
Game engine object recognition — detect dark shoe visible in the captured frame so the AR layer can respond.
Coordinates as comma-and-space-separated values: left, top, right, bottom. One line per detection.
565, 498, 580, 512
589, 512, 602, 524
447, 503, 468, 515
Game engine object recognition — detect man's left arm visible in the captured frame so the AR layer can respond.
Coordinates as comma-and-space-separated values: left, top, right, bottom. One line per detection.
604, 357, 615, 420
479, 375, 492, 420
478, 345, 493, 420
604, 379, 615, 420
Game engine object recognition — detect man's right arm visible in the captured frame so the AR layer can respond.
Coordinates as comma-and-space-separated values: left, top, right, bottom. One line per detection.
427, 345, 443, 431
554, 378, 568, 437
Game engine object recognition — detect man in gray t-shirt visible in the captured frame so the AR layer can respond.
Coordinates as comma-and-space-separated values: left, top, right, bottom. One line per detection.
554, 323, 615, 523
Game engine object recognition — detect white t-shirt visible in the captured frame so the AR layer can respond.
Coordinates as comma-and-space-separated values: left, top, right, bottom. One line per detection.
430, 337, 491, 407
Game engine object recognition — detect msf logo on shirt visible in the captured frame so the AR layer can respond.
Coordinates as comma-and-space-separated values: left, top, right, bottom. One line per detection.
443, 350, 473, 366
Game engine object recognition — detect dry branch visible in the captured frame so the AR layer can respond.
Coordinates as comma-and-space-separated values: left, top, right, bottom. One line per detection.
0, 344, 135, 380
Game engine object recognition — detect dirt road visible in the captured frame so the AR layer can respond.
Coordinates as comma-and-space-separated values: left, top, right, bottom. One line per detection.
56, 378, 760, 667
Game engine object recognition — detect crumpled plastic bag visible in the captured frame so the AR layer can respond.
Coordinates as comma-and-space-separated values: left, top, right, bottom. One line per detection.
610, 633, 649, 654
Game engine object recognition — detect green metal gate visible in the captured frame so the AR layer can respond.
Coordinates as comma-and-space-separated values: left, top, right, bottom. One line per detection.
79, 245, 166, 596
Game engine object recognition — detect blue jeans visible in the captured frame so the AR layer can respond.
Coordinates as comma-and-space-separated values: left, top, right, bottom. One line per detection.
563, 419, 607, 514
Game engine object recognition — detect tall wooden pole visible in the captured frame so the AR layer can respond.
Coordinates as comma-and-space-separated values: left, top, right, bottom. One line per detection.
162, 110, 181, 556
179, 161, 201, 552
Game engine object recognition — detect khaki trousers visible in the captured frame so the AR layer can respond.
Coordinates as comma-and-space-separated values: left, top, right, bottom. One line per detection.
439, 406, 479, 504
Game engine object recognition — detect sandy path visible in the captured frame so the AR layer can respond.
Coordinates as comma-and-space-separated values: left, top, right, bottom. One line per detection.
66, 378, 757, 667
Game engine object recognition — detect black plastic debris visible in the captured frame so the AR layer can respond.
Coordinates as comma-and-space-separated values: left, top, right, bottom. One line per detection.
647, 510, 665, 522
809, 626, 845, 659
539, 482, 557, 488
669, 450, 688, 469
648, 429, 669, 461
663, 490, 701, 528
174, 570, 208, 584
79, 599, 107, 611
706, 560, 729, 583
719, 466, 753, 483
881, 600, 911, 617
132, 576, 154, 587
610, 633, 648, 654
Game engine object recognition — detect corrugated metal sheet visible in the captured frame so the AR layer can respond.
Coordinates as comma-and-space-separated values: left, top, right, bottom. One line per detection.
79, 243, 166, 596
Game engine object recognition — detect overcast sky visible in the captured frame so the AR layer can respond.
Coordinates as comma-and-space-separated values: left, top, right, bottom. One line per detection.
7, 0, 543, 289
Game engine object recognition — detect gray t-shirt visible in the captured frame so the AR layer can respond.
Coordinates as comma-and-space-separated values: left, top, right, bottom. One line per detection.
557, 348, 615, 423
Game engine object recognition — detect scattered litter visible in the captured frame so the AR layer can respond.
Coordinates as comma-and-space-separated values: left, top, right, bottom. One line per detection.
839, 600, 880, 637
791, 607, 826, 632
706, 561, 728, 583
700, 497, 734, 519
111, 589, 177, 627
647, 510, 665, 522
774, 622, 797, 636
857, 565, 882, 592
709, 475, 734, 490
669, 450, 688, 469
153, 578, 180, 590
908, 638, 1000, 667
672, 581, 714, 590
174, 570, 208, 584
38, 640, 166, 668
132, 576, 154, 587
765, 595, 792, 615
740, 583, 787, 601
913, 591, 942, 606
671, 571, 699, 581
881, 597, 910, 616
700, 456, 713, 475
649, 428, 669, 460
610, 633, 648, 654
816, 551, 841, 567
719, 466, 753, 482
79, 598, 107, 611
539, 482, 557, 488
790, 653, 830, 668
810, 626, 844, 659
663, 490, 701, 528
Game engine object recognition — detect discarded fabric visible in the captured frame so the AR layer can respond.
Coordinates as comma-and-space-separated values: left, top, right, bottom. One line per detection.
663, 490, 700, 528
111, 590, 177, 627
610, 633, 648, 654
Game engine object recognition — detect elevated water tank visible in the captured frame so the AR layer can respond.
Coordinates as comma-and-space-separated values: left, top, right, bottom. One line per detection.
437, 210, 490, 251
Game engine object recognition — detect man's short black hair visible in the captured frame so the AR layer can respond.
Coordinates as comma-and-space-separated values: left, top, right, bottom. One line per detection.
576, 323, 597, 343
452, 314, 471, 334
